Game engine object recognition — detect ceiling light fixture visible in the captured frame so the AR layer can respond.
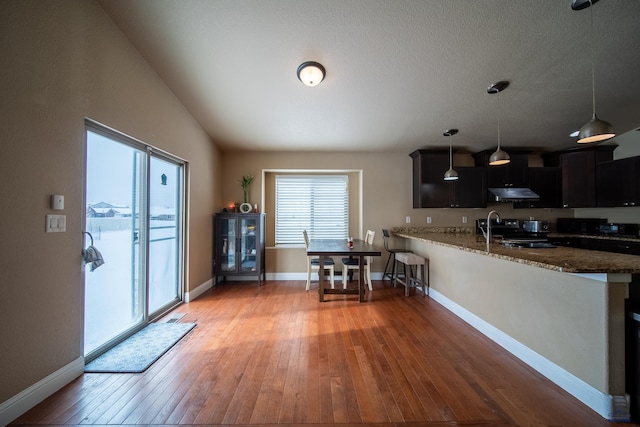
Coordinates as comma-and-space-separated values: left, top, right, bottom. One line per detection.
297, 61, 325, 87
443, 129, 459, 181
487, 80, 510, 166
573, 0, 614, 144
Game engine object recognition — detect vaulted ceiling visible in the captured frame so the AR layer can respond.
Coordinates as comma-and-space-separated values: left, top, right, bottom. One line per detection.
98, 0, 640, 154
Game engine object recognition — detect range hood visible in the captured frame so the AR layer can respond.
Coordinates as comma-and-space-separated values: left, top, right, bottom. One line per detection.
488, 187, 540, 202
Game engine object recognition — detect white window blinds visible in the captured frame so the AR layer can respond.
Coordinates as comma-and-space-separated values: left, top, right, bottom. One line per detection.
275, 175, 348, 245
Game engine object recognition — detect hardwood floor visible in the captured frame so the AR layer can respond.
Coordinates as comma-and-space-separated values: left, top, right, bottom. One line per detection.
11, 280, 640, 427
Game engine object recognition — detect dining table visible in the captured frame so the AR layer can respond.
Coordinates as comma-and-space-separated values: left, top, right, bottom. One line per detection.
306, 238, 381, 302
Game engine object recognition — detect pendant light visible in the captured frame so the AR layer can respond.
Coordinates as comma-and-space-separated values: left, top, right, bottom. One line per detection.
487, 81, 510, 166
443, 129, 459, 181
573, 0, 614, 143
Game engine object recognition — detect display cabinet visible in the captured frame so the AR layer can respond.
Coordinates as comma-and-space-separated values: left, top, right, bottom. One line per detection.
213, 212, 265, 284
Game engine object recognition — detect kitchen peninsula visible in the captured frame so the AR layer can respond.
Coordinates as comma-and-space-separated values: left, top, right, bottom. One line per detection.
392, 227, 640, 422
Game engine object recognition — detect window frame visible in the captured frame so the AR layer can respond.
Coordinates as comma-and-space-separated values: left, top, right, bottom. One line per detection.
261, 169, 363, 248
274, 174, 349, 245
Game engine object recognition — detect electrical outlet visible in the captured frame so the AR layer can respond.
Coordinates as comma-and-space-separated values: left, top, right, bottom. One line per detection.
462, 216, 468, 224
426, 216, 432, 224
405, 216, 411, 224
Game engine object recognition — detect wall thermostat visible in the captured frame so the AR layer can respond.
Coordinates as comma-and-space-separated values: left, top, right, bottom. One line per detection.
51, 194, 64, 210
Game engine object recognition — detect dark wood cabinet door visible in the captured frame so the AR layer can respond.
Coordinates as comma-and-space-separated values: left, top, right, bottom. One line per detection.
473, 150, 528, 188
411, 150, 451, 208
489, 153, 528, 188
545, 146, 614, 208
596, 157, 639, 207
560, 151, 597, 208
452, 167, 487, 208
514, 167, 561, 209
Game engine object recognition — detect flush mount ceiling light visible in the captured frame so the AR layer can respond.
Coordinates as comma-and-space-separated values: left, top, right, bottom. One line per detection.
297, 61, 325, 87
443, 128, 459, 181
487, 81, 510, 166
574, 0, 615, 144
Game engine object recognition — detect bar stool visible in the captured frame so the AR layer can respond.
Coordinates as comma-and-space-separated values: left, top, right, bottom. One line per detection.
382, 229, 411, 281
394, 252, 429, 296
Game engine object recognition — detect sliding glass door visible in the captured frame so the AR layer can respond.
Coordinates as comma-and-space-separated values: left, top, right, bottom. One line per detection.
148, 156, 182, 313
84, 122, 184, 359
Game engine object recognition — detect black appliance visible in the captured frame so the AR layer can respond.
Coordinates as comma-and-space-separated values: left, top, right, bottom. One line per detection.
599, 223, 640, 237
488, 187, 540, 202
556, 218, 606, 235
476, 219, 555, 248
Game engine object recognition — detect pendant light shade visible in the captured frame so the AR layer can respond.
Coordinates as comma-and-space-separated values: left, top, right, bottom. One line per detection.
489, 148, 511, 166
577, 114, 615, 143
443, 128, 459, 181
575, 0, 614, 144
297, 61, 325, 87
487, 81, 510, 166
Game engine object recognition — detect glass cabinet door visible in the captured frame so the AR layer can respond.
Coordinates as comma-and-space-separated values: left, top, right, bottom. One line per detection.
240, 217, 258, 273
219, 217, 237, 272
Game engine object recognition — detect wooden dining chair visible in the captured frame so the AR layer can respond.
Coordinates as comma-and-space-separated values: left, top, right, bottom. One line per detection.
303, 230, 335, 291
341, 229, 375, 291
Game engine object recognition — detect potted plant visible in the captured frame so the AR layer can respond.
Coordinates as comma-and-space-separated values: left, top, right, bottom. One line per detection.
239, 175, 254, 213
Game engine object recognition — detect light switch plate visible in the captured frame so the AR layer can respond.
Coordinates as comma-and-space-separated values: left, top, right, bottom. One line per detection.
46, 214, 66, 233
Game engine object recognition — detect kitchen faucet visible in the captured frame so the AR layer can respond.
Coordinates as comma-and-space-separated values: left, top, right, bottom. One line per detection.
486, 210, 501, 252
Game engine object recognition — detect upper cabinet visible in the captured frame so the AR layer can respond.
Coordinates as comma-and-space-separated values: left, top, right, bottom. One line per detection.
410, 150, 486, 208
596, 156, 640, 207
472, 149, 529, 188
514, 167, 562, 209
411, 145, 630, 210
543, 146, 615, 208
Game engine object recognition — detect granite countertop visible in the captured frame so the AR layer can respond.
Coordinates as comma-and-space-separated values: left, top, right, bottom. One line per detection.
392, 228, 640, 274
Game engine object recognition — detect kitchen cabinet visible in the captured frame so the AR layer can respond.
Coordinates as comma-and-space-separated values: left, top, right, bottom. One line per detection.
451, 167, 487, 208
600, 239, 640, 256
596, 156, 640, 207
544, 146, 615, 208
410, 150, 486, 208
548, 235, 640, 256
213, 212, 265, 284
514, 167, 562, 209
472, 149, 529, 188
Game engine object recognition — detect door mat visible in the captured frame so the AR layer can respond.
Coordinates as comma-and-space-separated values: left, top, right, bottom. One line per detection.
85, 322, 196, 373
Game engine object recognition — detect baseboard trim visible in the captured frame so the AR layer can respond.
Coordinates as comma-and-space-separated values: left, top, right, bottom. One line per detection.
0, 356, 84, 427
428, 287, 630, 422
185, 278, 212, 302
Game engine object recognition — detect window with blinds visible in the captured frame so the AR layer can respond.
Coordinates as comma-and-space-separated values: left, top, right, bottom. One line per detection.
275, 175, 348, 245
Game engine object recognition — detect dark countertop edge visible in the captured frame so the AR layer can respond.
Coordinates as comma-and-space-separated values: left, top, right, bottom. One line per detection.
393, 231, 640, 275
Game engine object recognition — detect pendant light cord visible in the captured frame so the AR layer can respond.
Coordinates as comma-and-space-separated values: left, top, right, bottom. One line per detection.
496, 91, 501, 149
589, 0, 596, 116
